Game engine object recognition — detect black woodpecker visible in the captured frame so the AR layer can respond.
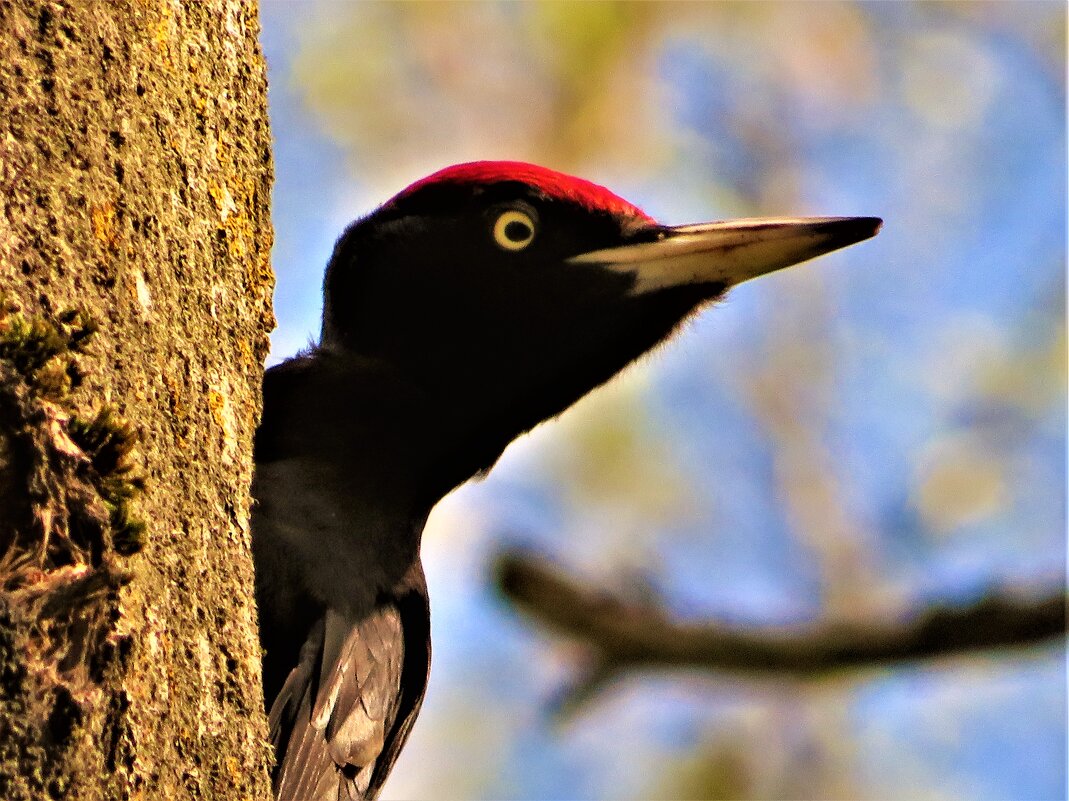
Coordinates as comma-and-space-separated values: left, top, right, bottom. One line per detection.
252, 161, 881, 800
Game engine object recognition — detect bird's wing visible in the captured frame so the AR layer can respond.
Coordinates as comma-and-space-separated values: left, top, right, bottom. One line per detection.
269, 593, 429, 801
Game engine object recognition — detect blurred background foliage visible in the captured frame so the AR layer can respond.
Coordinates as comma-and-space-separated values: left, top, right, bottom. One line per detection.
259, 2, 1066, 799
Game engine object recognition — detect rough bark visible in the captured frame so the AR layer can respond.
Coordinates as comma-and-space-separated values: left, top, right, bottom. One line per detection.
0, 1, 274, 799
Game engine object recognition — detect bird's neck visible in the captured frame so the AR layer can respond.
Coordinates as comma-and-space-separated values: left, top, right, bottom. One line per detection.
255, 348, 561, 619
272, 349, 518, 514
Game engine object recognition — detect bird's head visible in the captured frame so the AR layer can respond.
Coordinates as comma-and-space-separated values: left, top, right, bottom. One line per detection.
321, 161, 879, 477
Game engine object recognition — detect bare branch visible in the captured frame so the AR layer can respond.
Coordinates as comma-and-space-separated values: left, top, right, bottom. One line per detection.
494, 548, 1066, 679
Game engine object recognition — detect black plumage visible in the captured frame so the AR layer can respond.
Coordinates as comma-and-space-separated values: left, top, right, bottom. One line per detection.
252, 162, 879, 800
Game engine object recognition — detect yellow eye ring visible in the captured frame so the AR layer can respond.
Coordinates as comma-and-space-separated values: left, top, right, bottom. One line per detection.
492, 210, 536, 251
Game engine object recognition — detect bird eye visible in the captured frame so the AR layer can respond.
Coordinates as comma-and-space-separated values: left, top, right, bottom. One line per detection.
492, 210, 536, 251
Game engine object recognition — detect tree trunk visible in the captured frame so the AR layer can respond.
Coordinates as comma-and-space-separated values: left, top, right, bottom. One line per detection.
0, 1, 274, 798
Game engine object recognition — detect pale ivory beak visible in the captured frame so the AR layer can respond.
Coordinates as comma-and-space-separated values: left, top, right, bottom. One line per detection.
568, 217, 882, 294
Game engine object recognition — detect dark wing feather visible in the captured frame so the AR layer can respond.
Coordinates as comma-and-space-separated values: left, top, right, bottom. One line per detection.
269, 591, 429, 801
366, 587, 430, 794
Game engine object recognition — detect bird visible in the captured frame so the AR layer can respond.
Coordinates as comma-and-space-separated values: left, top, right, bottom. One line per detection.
251, 161, 881, 800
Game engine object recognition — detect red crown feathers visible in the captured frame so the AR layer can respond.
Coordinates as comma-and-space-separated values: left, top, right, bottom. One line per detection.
387, 161, 654, 222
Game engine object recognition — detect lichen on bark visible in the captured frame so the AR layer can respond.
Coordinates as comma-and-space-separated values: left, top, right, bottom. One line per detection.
0, 1, 275, 798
